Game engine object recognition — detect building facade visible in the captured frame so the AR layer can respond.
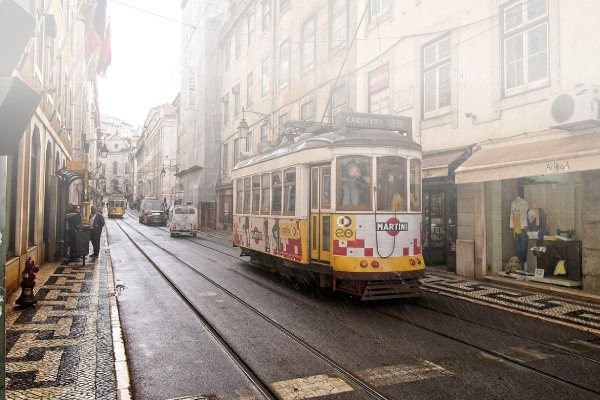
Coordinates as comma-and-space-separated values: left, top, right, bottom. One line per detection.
2, 0, 104, 293
135, 103, 179, 206
182, 0, 600, 294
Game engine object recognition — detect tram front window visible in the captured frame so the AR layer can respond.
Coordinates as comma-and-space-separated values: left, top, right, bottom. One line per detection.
338, 156, 371, 210
377, 156, 407, 212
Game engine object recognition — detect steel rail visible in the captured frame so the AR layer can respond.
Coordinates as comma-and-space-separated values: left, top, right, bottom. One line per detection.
117, 216, 392, 400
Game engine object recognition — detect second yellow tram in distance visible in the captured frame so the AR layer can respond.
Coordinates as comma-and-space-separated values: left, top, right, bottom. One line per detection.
231, 112, 425, 300
107, 194, 127, 218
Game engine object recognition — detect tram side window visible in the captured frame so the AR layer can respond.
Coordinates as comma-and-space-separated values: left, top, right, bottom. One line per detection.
410, 159, 422, 211
321, 166, 331, 208
271, 171, 282, 214
311, 168, 318, 209
252, 175, 260, 213
243, 177, 251, 214
261, 173, 270, 214
338, 156, 371, 210
236, 179, 243, 213
283, 168, 296, 214
377, 156, 407, 212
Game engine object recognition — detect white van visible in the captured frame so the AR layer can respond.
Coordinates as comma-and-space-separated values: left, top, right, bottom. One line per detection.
168, 204, 198, 237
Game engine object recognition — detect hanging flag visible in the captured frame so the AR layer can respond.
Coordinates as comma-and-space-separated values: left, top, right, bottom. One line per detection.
97, 23, 111, 77
84, 0, 108, 80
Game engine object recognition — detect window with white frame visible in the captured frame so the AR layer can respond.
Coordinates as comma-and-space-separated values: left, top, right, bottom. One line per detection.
247, 11, 256, 46
278, 113, 288, 137
330, 0, 347, 52
330, 82, 346, 120
279, 40, 290, 87
261, 56, 270, 97
246, 71, 254, 108
222, 93, 229, 124
280, 0, 289, 13
369, 0, 391, 22
301, 100, 314, 121
502, 0, 548, 95
234, 138, 240, 165
422, 35, 451, 117
223, 38, 230, 71
223, 143, 228, 172
233, 84, 241, 117
235, 30, 242, 59
246, 130, 253, 152
262, 0, 271, 31
260, 123, 269, 141
301, 18, 315, 73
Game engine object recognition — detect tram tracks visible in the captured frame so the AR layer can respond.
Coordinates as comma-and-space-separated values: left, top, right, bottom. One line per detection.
374, 307, 600, 396
119, 213, 600, 397
114, 217, 392, 400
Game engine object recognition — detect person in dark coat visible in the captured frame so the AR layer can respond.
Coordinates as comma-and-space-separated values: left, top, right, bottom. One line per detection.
89, 205, 105, 258
67, 205, 82, 261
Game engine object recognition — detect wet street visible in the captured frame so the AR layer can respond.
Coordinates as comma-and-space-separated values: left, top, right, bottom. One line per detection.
108, 213, 600, 400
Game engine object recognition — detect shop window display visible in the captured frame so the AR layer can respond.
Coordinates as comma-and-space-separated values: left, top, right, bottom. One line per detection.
488, 175, 583, 288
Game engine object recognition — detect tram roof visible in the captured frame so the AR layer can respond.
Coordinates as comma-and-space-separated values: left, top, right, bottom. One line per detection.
233, 129, 421, 170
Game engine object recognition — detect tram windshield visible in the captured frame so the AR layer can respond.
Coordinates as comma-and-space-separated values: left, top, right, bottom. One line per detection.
377, 156, 407, 212
338, 156, 371, 210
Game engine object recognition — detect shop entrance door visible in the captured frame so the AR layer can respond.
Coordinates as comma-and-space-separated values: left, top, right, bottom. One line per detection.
309, 165, 331, 262
423, 191, 446, 265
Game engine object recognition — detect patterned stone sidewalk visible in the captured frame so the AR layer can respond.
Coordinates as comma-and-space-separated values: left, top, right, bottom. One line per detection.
5, 244, 120, 399
421, 273, 600, 335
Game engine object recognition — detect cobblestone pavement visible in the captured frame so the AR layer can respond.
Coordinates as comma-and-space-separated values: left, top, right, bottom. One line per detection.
421, 274, 600, 335
5, 241, 119, 399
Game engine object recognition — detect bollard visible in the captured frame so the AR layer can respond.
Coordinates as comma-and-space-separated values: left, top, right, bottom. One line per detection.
16, 257, 40, 307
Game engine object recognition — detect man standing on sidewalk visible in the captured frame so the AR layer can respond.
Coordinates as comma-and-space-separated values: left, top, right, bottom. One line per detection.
89, 206, 105, 259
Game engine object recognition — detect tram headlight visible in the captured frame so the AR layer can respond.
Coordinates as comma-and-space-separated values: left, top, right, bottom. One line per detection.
371, 261, 380, 268
360, 260, 368, 268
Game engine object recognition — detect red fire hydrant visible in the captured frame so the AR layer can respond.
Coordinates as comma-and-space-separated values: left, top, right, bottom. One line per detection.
16, 257, 40, 307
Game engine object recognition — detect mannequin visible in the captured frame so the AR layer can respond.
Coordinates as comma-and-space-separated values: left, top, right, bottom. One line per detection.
510, 193, 529, 267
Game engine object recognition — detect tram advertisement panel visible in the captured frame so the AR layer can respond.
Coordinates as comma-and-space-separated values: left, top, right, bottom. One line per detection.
332, 213, 422, 258
233, 216, 308, 263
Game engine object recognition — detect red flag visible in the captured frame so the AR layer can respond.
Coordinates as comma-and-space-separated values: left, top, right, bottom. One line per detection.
84, 24, 101, 62
97, 23, 111, 77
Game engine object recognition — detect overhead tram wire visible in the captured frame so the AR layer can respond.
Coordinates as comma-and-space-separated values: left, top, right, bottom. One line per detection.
320, 0, 372, 124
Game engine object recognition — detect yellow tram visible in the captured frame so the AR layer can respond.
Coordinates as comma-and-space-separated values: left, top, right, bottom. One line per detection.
231, 112, 425, 300
107, 194, 127, 218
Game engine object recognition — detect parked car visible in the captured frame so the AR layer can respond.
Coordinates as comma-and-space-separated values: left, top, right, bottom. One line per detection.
168, 204, 198, 237
139, 197, 167, 226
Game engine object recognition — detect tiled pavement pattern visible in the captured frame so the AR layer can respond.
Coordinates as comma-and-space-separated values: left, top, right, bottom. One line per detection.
421, 274, 600, 335
5, 251, 116, 399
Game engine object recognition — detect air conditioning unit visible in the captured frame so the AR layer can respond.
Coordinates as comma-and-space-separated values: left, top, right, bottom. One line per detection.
548, 85, 600, 130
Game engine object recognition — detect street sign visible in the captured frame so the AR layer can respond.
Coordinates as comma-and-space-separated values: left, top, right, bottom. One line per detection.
67, 160, 85, 171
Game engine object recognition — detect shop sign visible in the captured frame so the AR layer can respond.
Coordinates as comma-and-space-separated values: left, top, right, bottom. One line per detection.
369, 63, 389, 93
339, 112, 411, 133
546, 160, 571, 174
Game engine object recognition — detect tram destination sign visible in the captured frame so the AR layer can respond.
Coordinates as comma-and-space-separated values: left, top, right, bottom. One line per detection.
339, 112, 412, 135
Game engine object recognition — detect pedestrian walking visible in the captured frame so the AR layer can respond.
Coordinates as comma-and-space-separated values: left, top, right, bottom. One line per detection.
67, 204, 82, 261
89, 205, 105, 258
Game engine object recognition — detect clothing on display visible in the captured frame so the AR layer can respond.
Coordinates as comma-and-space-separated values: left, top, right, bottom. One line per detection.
516, 231, 528, 265
510, 196, 529, 234
527, 206, 547, 240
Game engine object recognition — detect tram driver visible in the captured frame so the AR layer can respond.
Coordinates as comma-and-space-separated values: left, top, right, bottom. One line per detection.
340, 161, 369, 207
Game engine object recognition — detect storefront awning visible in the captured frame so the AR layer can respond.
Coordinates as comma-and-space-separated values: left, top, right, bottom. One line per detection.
455, 133, 600, 184
422, 148, 470, 178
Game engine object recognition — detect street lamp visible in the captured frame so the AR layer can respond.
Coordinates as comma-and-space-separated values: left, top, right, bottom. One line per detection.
236, 107, 270, 154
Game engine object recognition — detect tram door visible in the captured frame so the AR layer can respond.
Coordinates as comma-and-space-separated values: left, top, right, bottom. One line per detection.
310, 165, 332, 262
